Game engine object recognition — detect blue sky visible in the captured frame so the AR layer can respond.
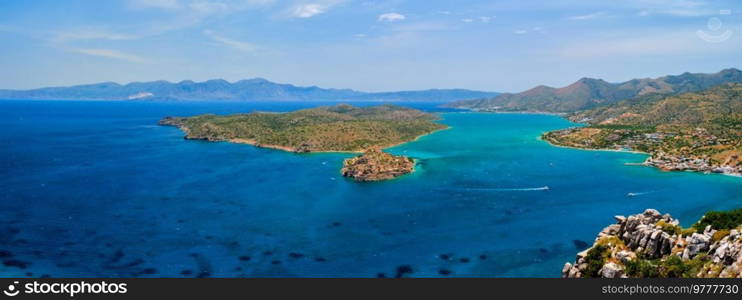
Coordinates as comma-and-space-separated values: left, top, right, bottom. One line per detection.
1, 0, 741, 92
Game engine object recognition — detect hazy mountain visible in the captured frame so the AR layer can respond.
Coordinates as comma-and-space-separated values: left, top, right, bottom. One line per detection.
445, 68, 742, 112
0, 78, 499, 103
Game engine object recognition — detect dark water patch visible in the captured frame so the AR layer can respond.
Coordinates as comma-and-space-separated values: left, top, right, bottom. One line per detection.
262, 251, 273, 256
314, 257, 327, 262
394, 265, 413, 278
239, 256, 251, 261
438, 254, 452, 261
197, 271, 211, 278
139, 268, 157, 275
180, 270, 193, 276
271, 260, 281, 265
438, 269, 452, 276
0, 250, 13, 258
572, 240, 589, 250
4, 259, 30, 269
458, 258, 470, 263
288, 252, 304, 259
479, 254, 488, 260
190, 253, 213, 279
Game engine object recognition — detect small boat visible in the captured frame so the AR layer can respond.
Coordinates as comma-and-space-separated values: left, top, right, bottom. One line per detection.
627, 192, 637, 197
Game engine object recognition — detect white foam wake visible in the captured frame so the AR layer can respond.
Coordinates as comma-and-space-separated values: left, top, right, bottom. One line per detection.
464, 186, 550, 192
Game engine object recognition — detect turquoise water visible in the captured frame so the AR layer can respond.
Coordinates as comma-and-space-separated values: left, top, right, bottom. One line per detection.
0, 100, 740, 278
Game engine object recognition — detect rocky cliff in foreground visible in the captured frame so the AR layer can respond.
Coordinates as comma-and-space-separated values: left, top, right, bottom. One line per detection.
563, 209, 742, 278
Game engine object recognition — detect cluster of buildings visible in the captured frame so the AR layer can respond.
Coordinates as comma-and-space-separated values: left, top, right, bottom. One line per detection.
645, 152, 740, 176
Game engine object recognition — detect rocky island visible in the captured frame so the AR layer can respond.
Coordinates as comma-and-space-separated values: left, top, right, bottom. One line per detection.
563, 208, 742, 278
543, 83, 741, 176
160, 104, 447, 181
341, 148, 415, 181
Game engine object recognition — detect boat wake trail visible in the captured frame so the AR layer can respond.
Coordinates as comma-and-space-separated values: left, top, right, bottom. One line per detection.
462, 186, 550, 192
626, 191, 654, 197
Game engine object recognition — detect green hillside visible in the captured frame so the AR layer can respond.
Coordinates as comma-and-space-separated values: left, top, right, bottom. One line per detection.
543, 83, 742, 175
159, 104, 447, 153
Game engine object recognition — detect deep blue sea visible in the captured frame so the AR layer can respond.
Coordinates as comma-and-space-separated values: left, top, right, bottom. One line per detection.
1, 100, 740, 278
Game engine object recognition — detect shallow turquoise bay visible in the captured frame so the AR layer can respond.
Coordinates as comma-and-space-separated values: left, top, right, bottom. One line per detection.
0, 100, 740, 277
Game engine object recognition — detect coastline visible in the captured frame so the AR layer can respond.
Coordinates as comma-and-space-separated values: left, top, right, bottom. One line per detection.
538, 134, 741, 178
538, 135, 650, 155
444, 110, 567, 116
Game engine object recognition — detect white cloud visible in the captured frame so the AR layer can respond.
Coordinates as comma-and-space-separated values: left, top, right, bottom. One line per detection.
286, 1, 344, 18
70, 48, 148, 63
188, 1, 230, 14
129, 0, 181, 10
204, 30, 255, 52
568, 12, 606, 20
291, 4, 326, 18
52, 29, 140, 43
461, 18, 474, 23
378, 13, 405, 22
630, 0, 717, 17
514, 29, 528, 34
479, 16, 492, 23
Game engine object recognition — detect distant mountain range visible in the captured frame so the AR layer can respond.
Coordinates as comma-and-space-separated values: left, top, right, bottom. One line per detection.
0, 78, 499, 103
445, 68, 742, 113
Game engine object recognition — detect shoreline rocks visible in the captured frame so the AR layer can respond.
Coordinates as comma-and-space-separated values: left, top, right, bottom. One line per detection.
562, 209, 742, 278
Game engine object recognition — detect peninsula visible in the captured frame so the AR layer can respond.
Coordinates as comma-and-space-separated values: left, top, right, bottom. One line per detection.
159, 104, 447, 181
542, 83, 741, 176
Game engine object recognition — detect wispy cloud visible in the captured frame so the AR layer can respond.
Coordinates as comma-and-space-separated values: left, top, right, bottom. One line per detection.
462, 16, 493, 23
69, 48, 149, 63
288, 1, 342, 18
560, 27, 741, 59
129, 0, 275, 12
378, 13, 405, 22
290, 4, 325, 18
204, 30, 256, 52
631, 0, 717, 17
568, 12, 606, 20
51, 28, 141, 43
128, 0, 181, 10
513, 27, 544, 35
